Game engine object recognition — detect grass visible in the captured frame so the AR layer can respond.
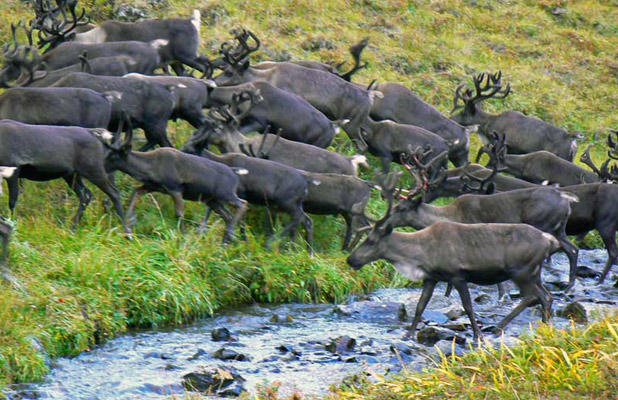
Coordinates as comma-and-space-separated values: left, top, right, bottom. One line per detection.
0, 0, 617, 394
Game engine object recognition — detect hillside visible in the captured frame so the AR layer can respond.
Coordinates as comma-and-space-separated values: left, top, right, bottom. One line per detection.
0, 0, 617, 391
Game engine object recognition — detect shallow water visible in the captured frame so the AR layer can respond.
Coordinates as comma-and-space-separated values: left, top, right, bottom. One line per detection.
4, 249, 618, 399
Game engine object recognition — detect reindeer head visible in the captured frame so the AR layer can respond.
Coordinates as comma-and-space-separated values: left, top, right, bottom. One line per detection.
347, 170, 402, 270
0, 20, 44, 87
451, 71, 510, 126
213, 29, 260, 86
100, 116, 134, 173
579, 130, 618, 183
29, 0, 90, 51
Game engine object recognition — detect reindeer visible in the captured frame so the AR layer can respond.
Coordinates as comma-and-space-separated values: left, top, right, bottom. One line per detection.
212, 30, 377, 151
195, 150, 314, 254
255, 37, 370, 82
0, 167, 17, 262
0, 87, 112, 128
386, 148, 580, 291
360, 81, 470, 167
204, 82, 339, 148
52, 72, 176, 150
30, 0, 209, 75
102, 122, 247, 242
359, 119, 451, 173
0, 119, 125, 229
182, 106, 367, 177
123, 72, 216, 129
300, 172, 373, 251
347, 171, 560, 340
477, 132, 600, 186
451, 71, 579, 161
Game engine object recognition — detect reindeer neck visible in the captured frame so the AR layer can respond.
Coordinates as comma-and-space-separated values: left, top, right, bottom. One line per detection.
393, 202, 458, 230
471, 106, 494, 126
121, 152, 157, 183
502, 154, 526, 174
382, 232, 428, 268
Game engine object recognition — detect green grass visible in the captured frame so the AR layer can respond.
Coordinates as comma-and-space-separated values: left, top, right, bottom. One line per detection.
0, 0, 617, 392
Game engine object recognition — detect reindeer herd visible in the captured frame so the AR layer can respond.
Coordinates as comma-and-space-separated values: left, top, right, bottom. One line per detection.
0, 0, 617, 342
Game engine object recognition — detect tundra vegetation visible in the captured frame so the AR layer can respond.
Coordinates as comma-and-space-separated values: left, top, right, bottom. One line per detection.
0, 0, 617, 399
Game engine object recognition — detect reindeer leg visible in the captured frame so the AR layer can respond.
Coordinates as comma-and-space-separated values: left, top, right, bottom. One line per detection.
452, 279, 482, 341
63, 174, 92, 230
6, 172, 19, 217
598, 227, 617, 284
558, 233, 579, 292
341, 213, 354, 251
125, 186, 151, 236
198, 206, 213, 235
408, 279, 437, 336
0, 221, 11, 263
302, 212, 314, 257
83, 171, 125, 227
169, 191, 185, 234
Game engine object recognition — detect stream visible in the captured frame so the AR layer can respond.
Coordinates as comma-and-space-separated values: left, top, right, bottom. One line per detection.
4, 249, 618, 399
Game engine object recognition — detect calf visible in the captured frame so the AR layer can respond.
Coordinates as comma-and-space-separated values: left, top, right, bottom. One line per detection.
359, 119, 450, 173
103, 126, 247, 241
197, 150, 313, 254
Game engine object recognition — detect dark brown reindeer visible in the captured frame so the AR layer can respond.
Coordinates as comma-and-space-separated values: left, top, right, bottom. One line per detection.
193, 150, 314, 255
102, 122, 247, 242
204, 82, 340, 148
0, 120, 125, 229
477, 132, 600, 186
30, 0, 209, 75
388, 148, 580, 291
212, 30, 378, 152
182, 105, 367, 177
360, 81, 471, 167
451, 71, 580, 161
347, 171, 560, 340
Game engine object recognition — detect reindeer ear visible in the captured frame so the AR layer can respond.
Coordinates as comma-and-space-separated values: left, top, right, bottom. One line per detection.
241, 61, 250, 71
383, 223, 393, 236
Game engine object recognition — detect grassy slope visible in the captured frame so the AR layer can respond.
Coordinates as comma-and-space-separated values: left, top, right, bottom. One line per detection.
0, 0, 617, 391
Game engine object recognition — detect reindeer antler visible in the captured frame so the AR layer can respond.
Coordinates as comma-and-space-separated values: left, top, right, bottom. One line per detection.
30, 0, 90, 50
220, 28, 261, 67
339, 37, 369, 82
398, 145, 448, 200
452, 71, 511, 114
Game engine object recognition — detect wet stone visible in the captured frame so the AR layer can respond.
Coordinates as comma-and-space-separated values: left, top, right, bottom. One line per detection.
474, 294, 491, 304
416, 327, 465, 346
423, 310, 448, 324
559, 301, 587, 323
213, 348, 250, 361
430, 340, 465, 359
325, 335, 356, 354
188, 348, 207, 360
577, 265, 601, 279
442, 306, 464, 320
333, 301, 408, 323
211, 327, 236, 342
183, 366, 245, 395
144, 352, 172, 360
390, 341, 415, 356
276, 345, 301, 356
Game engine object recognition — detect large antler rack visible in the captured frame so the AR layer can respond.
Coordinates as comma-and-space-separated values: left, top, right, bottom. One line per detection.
580, 130, 618, 183
452, 71, 511, 114
219, 28, 261, 67
399, 145, 448, 201
463, 131, 507, 194
29, 0, 91, 50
